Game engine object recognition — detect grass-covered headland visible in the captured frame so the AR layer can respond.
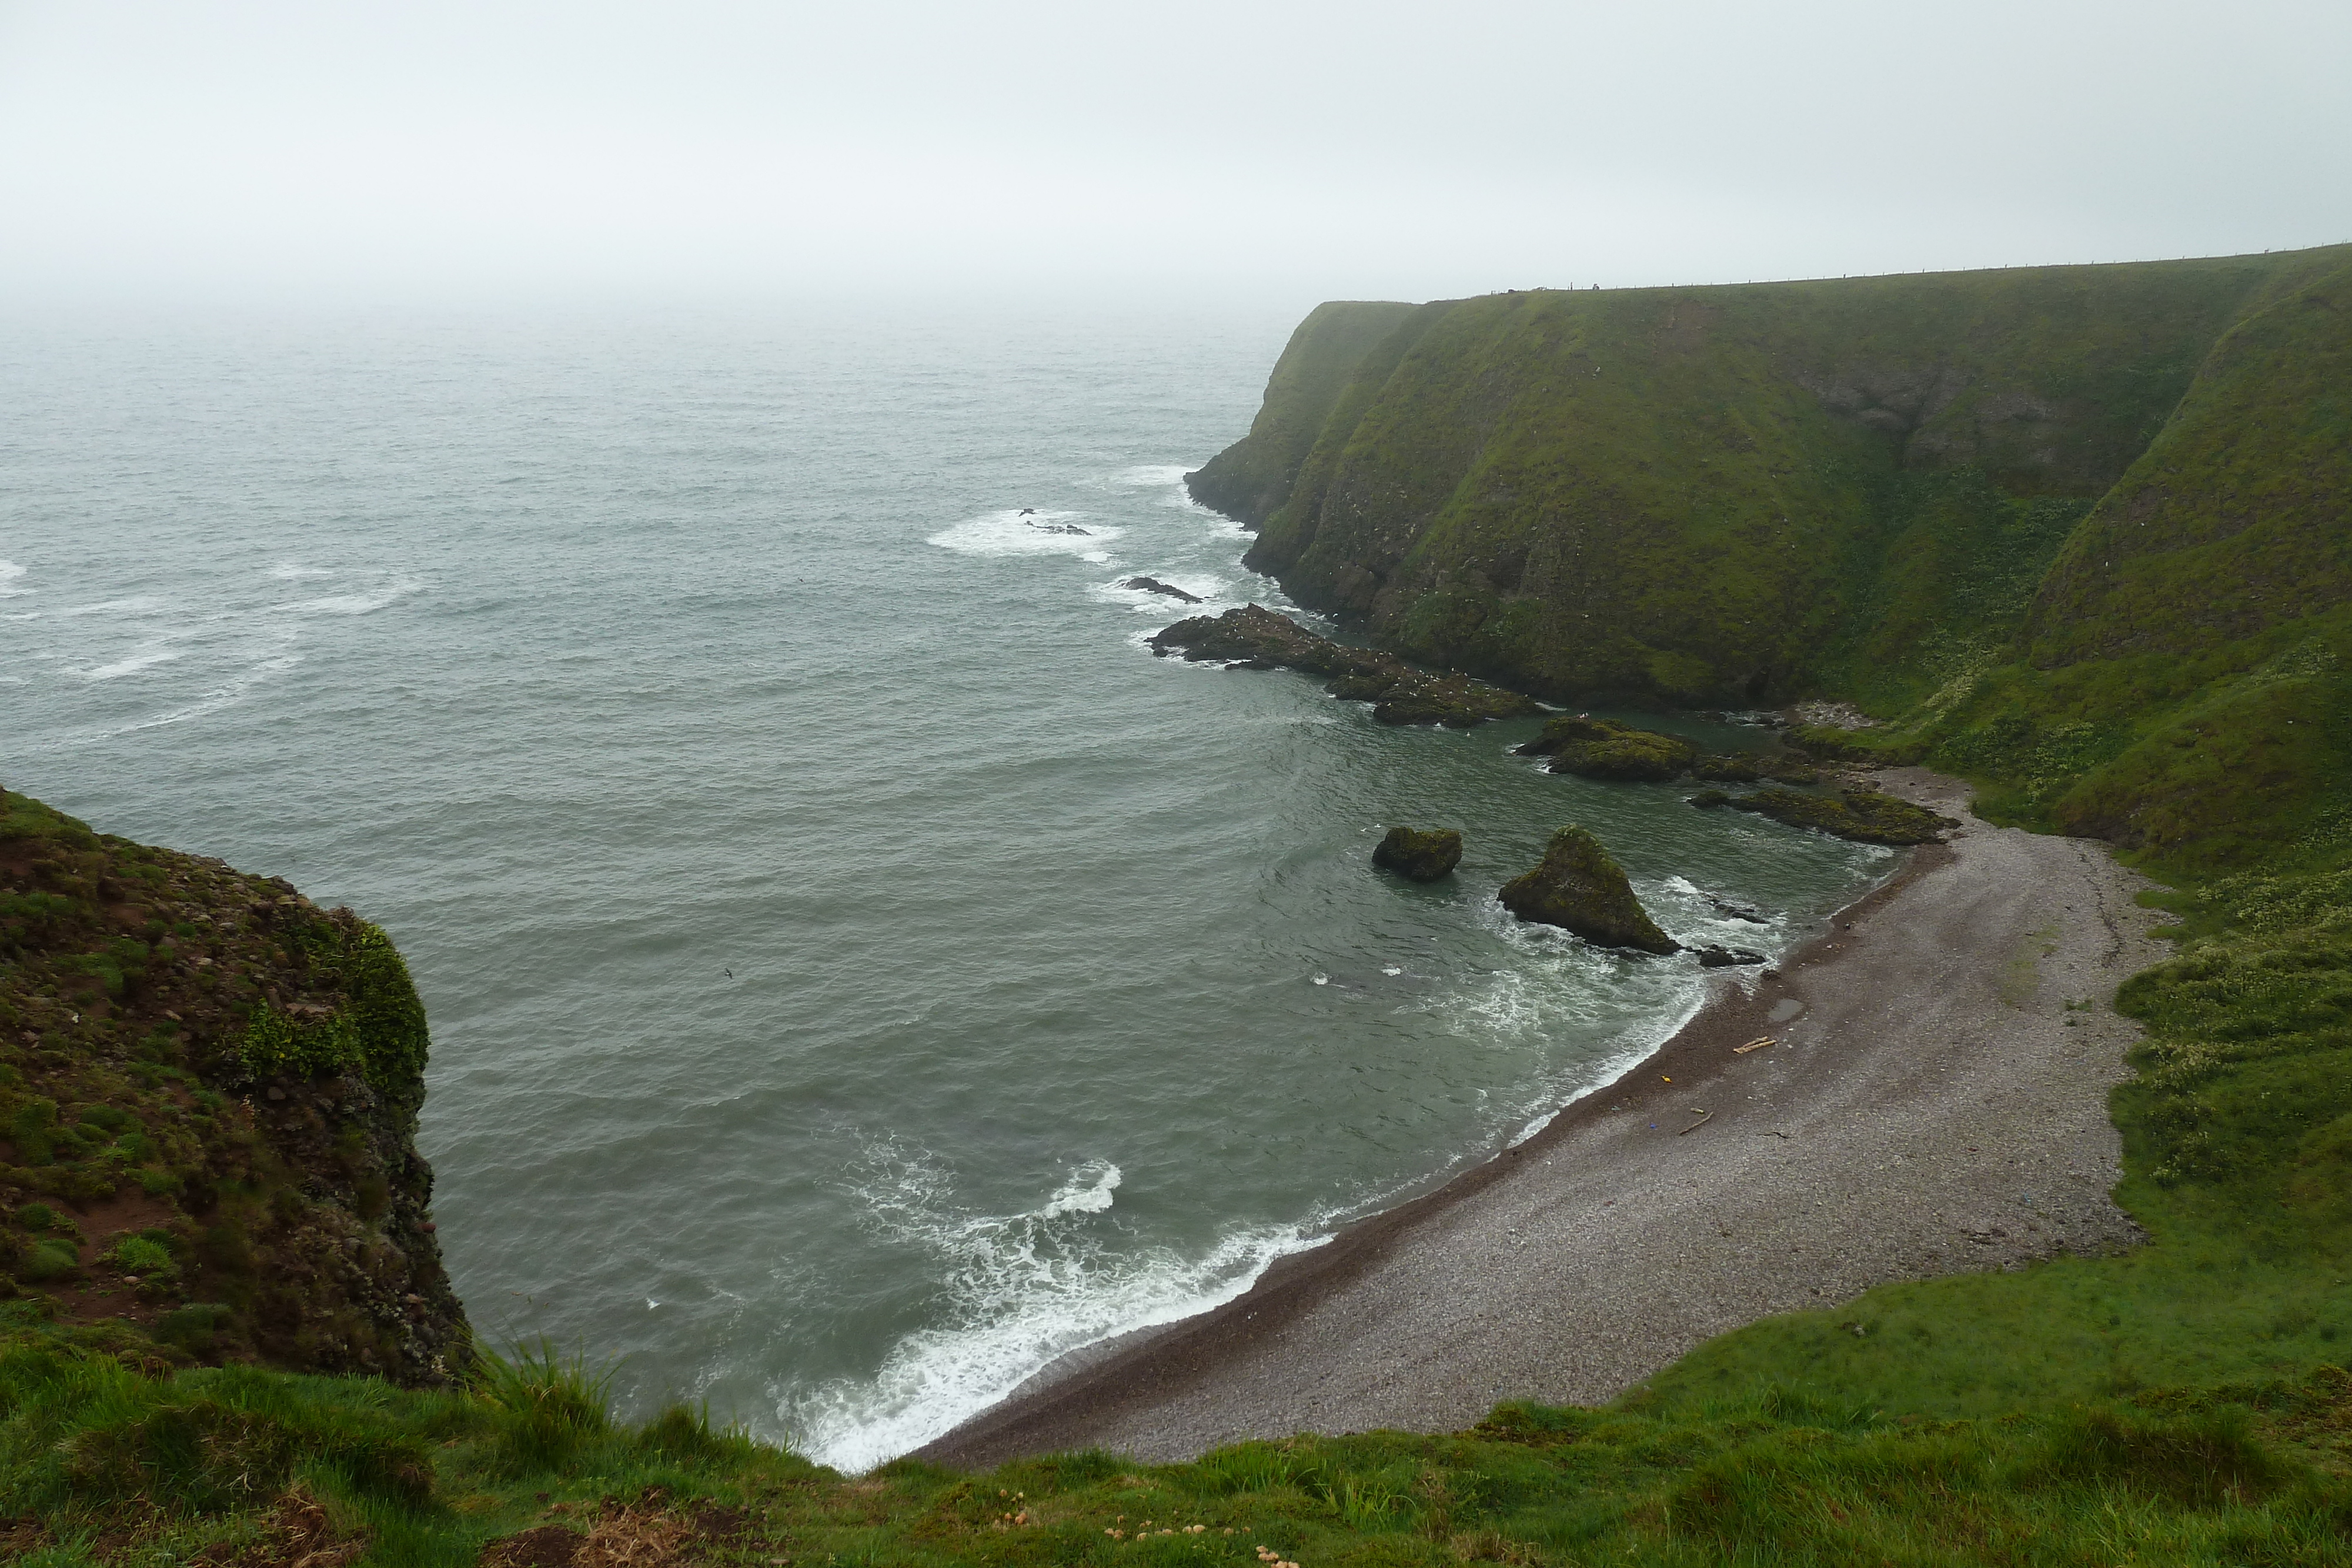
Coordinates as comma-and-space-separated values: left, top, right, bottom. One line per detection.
8, 246, 2352, 1561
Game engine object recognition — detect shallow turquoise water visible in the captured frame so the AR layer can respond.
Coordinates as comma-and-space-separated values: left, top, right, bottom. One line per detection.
0, 303, 1890, 1468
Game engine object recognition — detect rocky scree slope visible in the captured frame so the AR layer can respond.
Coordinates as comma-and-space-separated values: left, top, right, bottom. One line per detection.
0, 785, 469, 1383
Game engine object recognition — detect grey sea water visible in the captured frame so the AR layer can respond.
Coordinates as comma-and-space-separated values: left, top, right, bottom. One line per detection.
1, 303, 1890, 1469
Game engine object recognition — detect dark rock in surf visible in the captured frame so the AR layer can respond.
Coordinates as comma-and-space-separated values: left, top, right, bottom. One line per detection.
1122, 576, 1205, 604
1149, 604, 1540, 728
1372, 826, 1462, 882
1496, 827, 1679, 954
1696, 944, 1768, 968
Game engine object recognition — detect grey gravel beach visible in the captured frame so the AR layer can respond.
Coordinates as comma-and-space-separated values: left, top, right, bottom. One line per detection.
920, 769, 2169, 1467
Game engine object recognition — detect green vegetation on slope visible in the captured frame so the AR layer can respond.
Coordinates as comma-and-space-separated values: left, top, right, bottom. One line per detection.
1208, 246, 2350, 718
0, 786, 469, 1384
1184, 301, 1424, 526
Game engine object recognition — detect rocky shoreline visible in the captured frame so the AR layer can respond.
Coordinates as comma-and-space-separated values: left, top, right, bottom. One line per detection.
918, 768, 2163, 1467
1151, 604, 1542, 727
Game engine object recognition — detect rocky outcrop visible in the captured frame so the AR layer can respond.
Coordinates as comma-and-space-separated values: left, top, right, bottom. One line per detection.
1516, 717, 1697, 781
1517, 716, 1819, 786
1151, 605, 1542, 728
1696, 944, 1768, 968
1121, 577, 1204, 604
1691, 786, 1958, 845
1372, 827, 1462, 882
0, 785, 469, 1383
1690, 751, 1822, 786
1496, 828, 1678, 954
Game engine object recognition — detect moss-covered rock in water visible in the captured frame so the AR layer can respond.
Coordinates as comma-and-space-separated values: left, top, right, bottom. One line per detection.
1151, 604, 1541, 727
1692, 785, 1957, 845
1691, 751, 1822, 786
0, 784, 470, 1385
1370, 674, 1538, 728
1515, 716, 1698, 781
1372, 827, 1462, 882
1496, 827, 1678, 953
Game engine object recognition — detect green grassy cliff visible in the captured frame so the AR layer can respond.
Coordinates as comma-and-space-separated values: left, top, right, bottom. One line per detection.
0, 787, 469, 1386
1211, 248, 2348, 721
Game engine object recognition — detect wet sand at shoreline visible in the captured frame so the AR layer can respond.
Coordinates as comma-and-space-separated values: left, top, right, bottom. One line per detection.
920, 769, 2167, 1467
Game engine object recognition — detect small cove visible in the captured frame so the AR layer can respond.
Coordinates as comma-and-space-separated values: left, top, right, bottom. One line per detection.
0, 303, 1895, 1469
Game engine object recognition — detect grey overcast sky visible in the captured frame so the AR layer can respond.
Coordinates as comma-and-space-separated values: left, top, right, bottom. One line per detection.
2, 0, 2347, 307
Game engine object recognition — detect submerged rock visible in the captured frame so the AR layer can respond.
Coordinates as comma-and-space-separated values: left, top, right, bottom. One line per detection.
1496, 827, 1679, 954
1150, 605, 1541, 727
1372, 826, 1463, 882
1121, 576, 1204, 604
1692, 785, 1957, 845
1696, 944, 1769, 967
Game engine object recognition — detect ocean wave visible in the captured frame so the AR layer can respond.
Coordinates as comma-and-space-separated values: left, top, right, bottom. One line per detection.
786, 1140, 1321, 1473
0, 560, 27, 597
89, 647, 303, 742
55, 595, 169, 618
82, 642, 184, 681
266, 563, 338, 580
272, 576, 421, 616
1112, 463, 1190, 488
1073, 463, 1191, 493
927, 509, 1124, 559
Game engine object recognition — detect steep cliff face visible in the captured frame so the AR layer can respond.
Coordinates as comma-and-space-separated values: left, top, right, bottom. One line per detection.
1202, 248, 2350, 714
1185, 300, 1425, 526
1196, 247, 2352, 871
0, 786, 469, 1383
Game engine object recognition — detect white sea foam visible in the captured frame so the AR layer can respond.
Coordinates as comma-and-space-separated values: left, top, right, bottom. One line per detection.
92, 650, 303, 741
1112, 463, 1189, 488
927, 509, 1123, 558
83, 642, 183, 681
56, 595, 168, 618
1041, 1158, 1121, 1217
275, 577, 420, 616
786, 1142, 1321, 1473
266, 563, 336, 580
0, 561, 27, 597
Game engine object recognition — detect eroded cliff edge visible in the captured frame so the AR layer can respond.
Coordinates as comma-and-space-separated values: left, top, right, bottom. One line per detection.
0, 786, 469, 1383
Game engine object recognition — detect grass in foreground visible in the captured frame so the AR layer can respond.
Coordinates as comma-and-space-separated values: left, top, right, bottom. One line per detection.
4, 1312, 2352, 1567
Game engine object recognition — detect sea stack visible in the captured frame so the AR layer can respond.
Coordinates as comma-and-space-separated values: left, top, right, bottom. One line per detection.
1372, 825, 1462, 881
1497, 826, 1679, 954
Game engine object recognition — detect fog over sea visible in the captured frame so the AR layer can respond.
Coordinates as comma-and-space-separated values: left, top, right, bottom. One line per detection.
1, 304, 1891, 1470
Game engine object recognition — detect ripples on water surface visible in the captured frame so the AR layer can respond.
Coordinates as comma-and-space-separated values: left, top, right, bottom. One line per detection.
1, 305, 1890, 1469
